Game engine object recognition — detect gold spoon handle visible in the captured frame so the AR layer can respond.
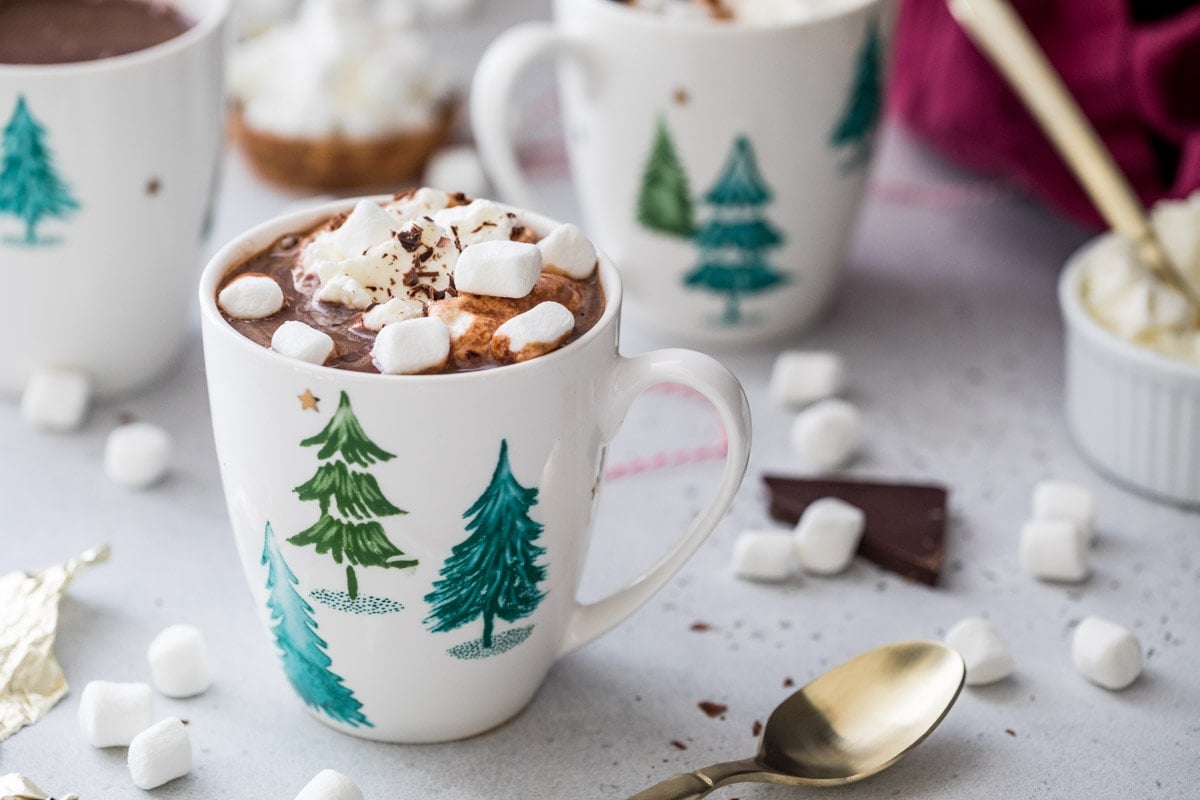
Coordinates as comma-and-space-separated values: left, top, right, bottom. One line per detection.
626, 759, 778, 800
947, 0, 1200, 308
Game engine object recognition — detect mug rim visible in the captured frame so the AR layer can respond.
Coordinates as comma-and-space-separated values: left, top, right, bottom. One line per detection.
567, 0, 887, 32
199, 196, 624, 385
0, 0, 230, 77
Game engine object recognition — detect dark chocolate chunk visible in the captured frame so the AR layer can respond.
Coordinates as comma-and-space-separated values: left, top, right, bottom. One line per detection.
763, 475, 949, 586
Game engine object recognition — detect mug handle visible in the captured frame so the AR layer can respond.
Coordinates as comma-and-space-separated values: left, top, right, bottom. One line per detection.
471, 22, 592, 212
558, 349, 752, 656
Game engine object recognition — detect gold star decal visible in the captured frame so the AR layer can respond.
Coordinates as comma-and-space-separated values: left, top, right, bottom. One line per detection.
673, 88, 690, 106
298, 389, 320, 411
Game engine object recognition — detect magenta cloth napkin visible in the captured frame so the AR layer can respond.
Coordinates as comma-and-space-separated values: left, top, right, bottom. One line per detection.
889, 0, 1200, 229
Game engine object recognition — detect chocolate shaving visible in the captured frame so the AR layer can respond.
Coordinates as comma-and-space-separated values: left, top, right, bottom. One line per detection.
763, 475, 949, 586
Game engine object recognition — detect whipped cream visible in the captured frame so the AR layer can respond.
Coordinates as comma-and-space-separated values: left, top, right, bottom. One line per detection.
1081, 194, 1200, 365
301, 199, 458, 309
617, 0, 823, 24
230, 0, 451, 139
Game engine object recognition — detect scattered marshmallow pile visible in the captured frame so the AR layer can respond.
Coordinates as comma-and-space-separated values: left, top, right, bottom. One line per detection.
769, 350, 861, 471
77, 624, 211, 790
940, 478, 1142, 691
1019, 479, 1095, 583
229, 0, 451, 140
19, 366, 174, 487
943, 613, 1142, 691
1081, 192, 1200, 364
734, 497, 865, 581
236, 190, 599, 373
619, 0, 819, 24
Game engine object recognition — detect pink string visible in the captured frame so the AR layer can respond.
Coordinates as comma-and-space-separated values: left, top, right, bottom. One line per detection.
603, 383, 729, 482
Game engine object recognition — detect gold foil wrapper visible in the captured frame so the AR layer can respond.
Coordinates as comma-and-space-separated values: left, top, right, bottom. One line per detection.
0, 774, 77, 800
0, 545, 110, 742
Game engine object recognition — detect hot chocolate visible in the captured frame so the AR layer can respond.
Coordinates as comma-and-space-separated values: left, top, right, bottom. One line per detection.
0, 0, 193, 65
217, 189, 606, 374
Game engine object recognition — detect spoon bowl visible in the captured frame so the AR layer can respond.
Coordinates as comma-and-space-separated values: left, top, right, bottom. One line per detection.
759, 640, 965, 784
627, 641, 965, 800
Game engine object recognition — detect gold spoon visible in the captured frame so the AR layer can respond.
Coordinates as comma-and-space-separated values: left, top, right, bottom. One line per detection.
946, 0, 1200, 315
626, 641, 965, 800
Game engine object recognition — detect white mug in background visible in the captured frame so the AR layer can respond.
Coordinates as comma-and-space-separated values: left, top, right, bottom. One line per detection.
200, 199, 752, 742
0, 0, 228, 397
473, 0, 893, 345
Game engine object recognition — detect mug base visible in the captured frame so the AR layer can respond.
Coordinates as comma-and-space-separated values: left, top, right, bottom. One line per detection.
297, 683, 541, 743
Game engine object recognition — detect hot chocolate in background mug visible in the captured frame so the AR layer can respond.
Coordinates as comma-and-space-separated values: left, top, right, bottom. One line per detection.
199, 198, 751, 743
473, 0, 894, 345
0, 0, 228, 397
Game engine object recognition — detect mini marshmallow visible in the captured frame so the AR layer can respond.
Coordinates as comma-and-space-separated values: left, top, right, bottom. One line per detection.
316, 274, 374, 310
105, 422, 172, 490
272, 320, 335, 365
428, 304, 477, 341
1032, 480, 1095, 545
361, 297, 426, 331
1019, 519, 1088, 583
432, 199, 514, 248
329, 199, 398, 257
768, 351, 845, 408
372, 316, 450, 374
792, 497, 865, 575
20, 367, 90, 433
128, 717, 191, 790
492, 301, 575, 362
789, 399, 862, 471
537, 223, 598, 280
386, 186, 451, 223
295, 769, 363, 800
944, 617, 1014, 686
453, 240, 542, 299
78, 681, 153, 748
218, 273, 285, 319
423, 145, 488, 198
1072, 616, 1142, 690
147, 624, 212, 698
732, 530, 795, 582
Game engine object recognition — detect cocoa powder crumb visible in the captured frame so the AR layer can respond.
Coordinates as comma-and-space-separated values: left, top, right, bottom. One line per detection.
1005, 728, 1016, 737
690, 621, 713, 632
698, 701, 727, 718
751, 720, 762, 737
782, 677, 795, 688
670, 740, 687, 750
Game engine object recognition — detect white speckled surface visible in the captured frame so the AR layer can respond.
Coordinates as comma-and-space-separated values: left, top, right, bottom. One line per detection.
2, 4, 1198, 796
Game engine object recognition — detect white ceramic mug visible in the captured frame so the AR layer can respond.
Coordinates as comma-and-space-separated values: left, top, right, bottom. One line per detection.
200, 198, 752, 743
0, 0, 228, 397
473, 0, 893, 344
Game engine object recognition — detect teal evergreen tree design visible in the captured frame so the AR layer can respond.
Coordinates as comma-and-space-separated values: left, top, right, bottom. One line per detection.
0, 95, 79, 245
424, 440, 546, 655
290, 391, 416, 601
828, 20, 883, 170
684, 135, 786, 324
636, 116, 695, 238
261, 522, 371, 728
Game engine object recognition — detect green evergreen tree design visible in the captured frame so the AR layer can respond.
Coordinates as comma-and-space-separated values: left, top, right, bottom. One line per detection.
424, 439, 546, 653
289, 391, 416, 601
0, 95, 79, 244
828, 20, 883, 170
684, 135, 786, 324
261, 522, 371, 728
636, 116, 695, 238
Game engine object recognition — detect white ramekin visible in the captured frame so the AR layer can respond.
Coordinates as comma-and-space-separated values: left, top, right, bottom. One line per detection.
1059, 236, 1200, 508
